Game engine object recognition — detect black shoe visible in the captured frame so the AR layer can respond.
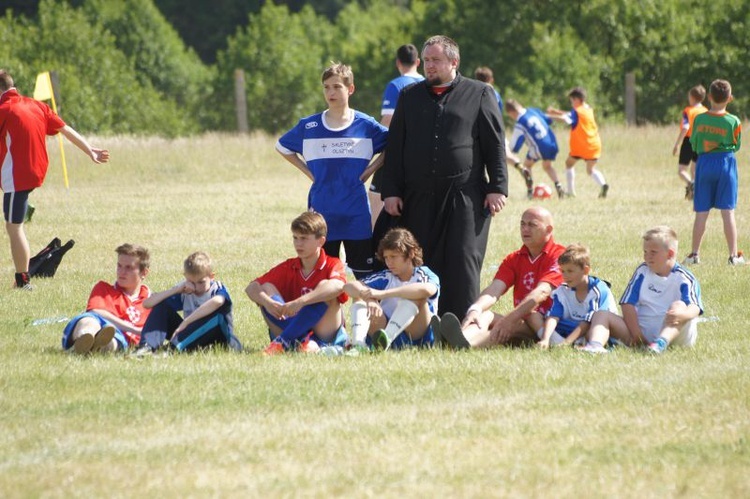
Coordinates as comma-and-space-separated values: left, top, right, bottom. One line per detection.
686, 182, 694, 200
430, 314, 443, 348
440, 313, 470, 349
599, 184, 609, 198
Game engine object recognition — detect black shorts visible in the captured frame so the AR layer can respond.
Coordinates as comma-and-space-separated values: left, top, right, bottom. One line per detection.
3, 190, 32, 224
679, 136, 698, 165
323, 238, 374, 279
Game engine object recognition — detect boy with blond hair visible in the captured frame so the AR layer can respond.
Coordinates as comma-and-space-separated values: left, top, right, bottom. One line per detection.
581, 226, 702, 354
537, 244, 617, 349
276, 63, 388, 279
246, 211, 348, 355
62, 244, 151, 354
547, 87, 609, 198
134, 251, 241, 355
683, 79, 744, 265
672, 85, 707, 200
344, 227, 440, 351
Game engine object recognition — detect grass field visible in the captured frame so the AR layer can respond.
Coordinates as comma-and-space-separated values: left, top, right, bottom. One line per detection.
1, 125, 749, 498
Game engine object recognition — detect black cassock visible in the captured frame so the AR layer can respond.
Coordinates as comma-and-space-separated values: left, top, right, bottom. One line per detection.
380, 74, 508, 320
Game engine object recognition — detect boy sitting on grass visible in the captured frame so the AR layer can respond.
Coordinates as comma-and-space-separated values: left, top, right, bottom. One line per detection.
134, 251, 241, 355
537, 243, 618, 349
246, 211, 348, 355
344, 227, 440, 351
61, 244, 151, 354
581, 226, 702, 354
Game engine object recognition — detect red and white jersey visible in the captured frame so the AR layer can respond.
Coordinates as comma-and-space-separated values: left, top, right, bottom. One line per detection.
0, 89, 66, 192
86, 281, 152, 346
493, 238, 565, 314
254, 249, 348, 304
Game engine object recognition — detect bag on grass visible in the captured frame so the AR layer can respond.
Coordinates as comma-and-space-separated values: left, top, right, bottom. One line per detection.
29, 238, 75, 278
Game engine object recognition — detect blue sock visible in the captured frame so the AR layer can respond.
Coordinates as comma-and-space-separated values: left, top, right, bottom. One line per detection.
276, 302, 328, 345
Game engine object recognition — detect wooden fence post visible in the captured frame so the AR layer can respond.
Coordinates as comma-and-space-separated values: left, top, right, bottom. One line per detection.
625, 72, 636, 126
234, 69, 248, 134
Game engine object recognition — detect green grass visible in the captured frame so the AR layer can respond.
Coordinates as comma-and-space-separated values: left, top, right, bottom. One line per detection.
1, 125, 749, 497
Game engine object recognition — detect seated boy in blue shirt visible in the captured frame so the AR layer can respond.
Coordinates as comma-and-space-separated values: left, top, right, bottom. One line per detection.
134, 251, 241, 355
537, 244, 617, 349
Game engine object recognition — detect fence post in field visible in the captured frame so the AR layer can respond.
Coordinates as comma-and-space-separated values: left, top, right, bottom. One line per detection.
234, 69, 249, 134
625, 72, 636, 126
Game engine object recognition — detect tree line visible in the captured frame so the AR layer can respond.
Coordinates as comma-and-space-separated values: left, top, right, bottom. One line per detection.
2, 0, 748, 137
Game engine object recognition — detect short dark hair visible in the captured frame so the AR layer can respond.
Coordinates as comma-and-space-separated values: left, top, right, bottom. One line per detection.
568, 87, 587, 102
709, 79, 732, 104
505, 99, 522, 113
689, 85, 706, 102
474, 66, 494, 84
0, 70, 14, 92
396, 44, 419, 66
377, 227, 423, 266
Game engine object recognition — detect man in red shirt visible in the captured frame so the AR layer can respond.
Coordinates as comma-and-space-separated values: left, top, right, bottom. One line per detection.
245, 211, 348, 355
62, 243, 151, 354
0, 70, 109, 289
440, 206, 565, 348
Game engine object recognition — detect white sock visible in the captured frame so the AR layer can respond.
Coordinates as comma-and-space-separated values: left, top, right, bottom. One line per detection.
384, 299, 419, 341
590, 169, 606, 187
349, 302, 370, 346
566, 168, 575, 194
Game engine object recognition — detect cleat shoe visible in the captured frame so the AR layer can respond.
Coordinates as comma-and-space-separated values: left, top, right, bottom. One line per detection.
132, 344, 156, 358
555, 183, 565, 199
297, 337, 320, 354
599, 184, 609, 198
372, 329, 391, 351
262, 340, 285, 356
344, 344, 371, 356
440, 313, 470, 349
526, 188, 534, 200
682, 253, 700, 265
685, 182, 694, 200
579, 342, 608, 354
430, 314, 443, 348
93, 325, 116, 352
647, 338, 668, 354
729, 252, 746, 265
73, 332, 95, 354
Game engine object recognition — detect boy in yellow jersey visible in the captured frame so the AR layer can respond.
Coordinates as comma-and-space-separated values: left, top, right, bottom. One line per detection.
547, 87, 609, 198
672, 85, 707, 200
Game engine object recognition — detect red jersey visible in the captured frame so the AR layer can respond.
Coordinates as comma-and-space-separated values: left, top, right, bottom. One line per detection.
86, 281, 152, 346
255, 250, 348, 304
0, 89, 66, 192
493, 238, 565, 314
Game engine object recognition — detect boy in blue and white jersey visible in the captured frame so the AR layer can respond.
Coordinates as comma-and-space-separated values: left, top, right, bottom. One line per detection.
134, 251, 241, 355
538, 244, 617, 348
277, 62, 388, 279
506, 99, 565, 199
344, 227, 439, 351
583, 226, 703, 354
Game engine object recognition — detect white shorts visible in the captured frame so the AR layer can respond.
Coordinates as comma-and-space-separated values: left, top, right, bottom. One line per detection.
641, 317, 698, 347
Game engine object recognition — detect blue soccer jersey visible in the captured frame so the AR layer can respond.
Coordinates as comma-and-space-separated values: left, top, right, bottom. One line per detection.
547, 275, 618, 336
620, 263, 703, 341
509, 107, 559, 161
277, 111, 388, 241
360, 265, 440, 318
381, 75, 424, 117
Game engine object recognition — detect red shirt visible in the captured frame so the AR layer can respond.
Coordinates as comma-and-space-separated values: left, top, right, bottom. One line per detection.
255, 250, 348, 304
0, 89, 66, 192
493, 238, 565, 314
86, 281, 152, 346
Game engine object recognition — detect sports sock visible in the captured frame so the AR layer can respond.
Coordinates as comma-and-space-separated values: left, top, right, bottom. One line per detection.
349, 301, 370, 346
566, 168, 575, 194
383, 299, 419, 341
590, 169, 606, 187
653, 337, 668, 352
277, 302, 328, 345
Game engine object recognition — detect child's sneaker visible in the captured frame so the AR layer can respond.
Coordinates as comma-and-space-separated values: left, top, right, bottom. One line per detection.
599, 184, 609, 198
578, 342, 608, 354
132, 344, 156, 358
297, 337, 320, 354
430, 314, 443, 348
72, 332, 95, 354
93, 325, 116, 352
682, 253, 700, 265
372, 329, 391, 351
440, 313, 470, 349
262, 340, 285, 356
728, 252, 746, 265
555, 182, 565, 199
685, 182, 694, 200
647, 337, 668, 354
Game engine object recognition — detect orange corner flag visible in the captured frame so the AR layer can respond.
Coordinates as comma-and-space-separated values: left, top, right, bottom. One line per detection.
33, 72, 54, 101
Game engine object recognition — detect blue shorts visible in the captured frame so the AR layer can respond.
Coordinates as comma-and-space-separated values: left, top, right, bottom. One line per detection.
61, 312, 128, 351
554, 318, 578, 337
266, 326, 348, 348
365, 324, 435, 350
3, 190, 32, 224
694, 152, 737, 211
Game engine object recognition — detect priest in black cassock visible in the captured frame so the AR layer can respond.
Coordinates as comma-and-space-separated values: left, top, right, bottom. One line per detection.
380, 34, 508, 322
